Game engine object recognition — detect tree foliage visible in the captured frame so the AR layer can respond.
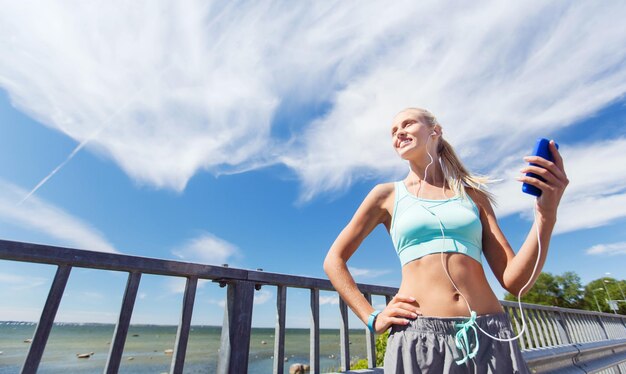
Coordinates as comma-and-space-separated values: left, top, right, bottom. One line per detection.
504, 271, 625, 314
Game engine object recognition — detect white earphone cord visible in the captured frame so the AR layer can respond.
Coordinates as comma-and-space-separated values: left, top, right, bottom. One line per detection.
415, 136, 540, 343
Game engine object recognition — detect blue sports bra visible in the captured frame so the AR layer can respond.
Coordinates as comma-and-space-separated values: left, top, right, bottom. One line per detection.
390, 180, 483, 266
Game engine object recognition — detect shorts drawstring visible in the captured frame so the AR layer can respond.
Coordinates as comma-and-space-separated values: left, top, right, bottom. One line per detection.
454, 310, 479, 365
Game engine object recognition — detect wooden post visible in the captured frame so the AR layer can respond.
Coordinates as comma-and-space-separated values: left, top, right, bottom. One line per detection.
310, 288, 320, 374
104, 272, 142, 374
273, 285, 287, 374
170, 276, 198, 374
217, 280, 255, 374
21, 265, 72, 374
339, 298, 350, 372
364, 293, 376, 368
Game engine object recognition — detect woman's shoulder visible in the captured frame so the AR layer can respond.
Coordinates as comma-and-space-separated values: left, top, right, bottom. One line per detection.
464, 186, 494, 213
369, 181, 396, 199
358, 182, 396, 211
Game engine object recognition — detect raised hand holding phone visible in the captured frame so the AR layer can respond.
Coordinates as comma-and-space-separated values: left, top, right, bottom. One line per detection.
517, 138, 569, 219
522, 138, 558, 197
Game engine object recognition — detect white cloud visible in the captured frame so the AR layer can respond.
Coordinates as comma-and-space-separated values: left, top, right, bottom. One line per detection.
489, 138, 626, 234
286, 2, 626, 202
348, 266, 392, 279
0, 179, 118, 253
319, 295, 339, 305
172, 233, 240, 266
586, 242, 626, 256
254, 289, 272, 305
1, 1, 625, 227
165, 277, 211, 294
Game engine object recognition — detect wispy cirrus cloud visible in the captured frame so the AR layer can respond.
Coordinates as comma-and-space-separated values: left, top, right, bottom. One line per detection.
0, 179, 118, 253
0, 273, 48, 290
1, 1, 626, 236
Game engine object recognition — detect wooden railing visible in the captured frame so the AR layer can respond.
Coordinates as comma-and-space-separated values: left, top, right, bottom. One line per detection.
1, 239, 625, 373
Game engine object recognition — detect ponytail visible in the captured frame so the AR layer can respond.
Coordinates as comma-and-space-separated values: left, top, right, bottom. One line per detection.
438, 138, 498, 207
404, 107, 499, 207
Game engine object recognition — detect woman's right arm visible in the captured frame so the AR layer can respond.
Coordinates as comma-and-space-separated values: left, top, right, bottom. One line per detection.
323, 184, 419, 332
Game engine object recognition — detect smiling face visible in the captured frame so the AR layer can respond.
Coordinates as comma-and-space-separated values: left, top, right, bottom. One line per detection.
391, 109, 437, 160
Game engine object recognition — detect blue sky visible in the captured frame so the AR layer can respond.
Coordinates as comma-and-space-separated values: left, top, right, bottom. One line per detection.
1, 2, 625, 328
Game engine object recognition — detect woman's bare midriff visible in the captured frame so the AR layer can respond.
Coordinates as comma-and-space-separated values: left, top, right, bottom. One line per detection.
398, 252, 504, 317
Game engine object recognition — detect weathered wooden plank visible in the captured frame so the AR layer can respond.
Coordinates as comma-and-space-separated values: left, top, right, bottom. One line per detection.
104, 272, 142, 374
0, 239, 243, 279
21, 265, 71, 374
217, 280, 255, 374
339, 298, 350, 372
310, 288, 320, 374
273, 285, 287, 374
170, 276, 198, 374
248, 270, 398, 294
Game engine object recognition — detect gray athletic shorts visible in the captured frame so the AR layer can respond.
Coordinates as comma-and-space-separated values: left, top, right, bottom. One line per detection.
383, 312, 532, 373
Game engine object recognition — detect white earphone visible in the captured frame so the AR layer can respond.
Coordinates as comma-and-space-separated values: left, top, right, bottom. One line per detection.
408, 132, 540, 348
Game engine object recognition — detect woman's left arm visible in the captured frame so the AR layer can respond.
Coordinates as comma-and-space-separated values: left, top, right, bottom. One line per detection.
480, 140, 569, 296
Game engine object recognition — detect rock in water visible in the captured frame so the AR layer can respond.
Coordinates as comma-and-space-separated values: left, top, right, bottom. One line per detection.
289, 363, 305, 374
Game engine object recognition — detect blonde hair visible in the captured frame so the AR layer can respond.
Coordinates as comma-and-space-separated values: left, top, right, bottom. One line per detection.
403, 107, 498, 207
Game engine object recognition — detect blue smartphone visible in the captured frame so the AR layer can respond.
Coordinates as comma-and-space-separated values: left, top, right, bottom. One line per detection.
522, 138, 559, 197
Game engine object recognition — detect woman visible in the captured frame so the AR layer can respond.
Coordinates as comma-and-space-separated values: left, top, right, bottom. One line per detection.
323, 107, 568, 373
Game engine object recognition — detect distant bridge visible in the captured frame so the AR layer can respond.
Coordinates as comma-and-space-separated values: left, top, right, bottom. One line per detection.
1, 239, 625, 373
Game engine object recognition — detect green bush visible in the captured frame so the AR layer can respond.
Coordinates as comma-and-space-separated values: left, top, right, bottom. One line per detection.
350, 330, 389, 369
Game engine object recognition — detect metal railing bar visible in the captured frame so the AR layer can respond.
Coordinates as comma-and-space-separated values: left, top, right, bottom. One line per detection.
539, 310, 556, 347
339, 298, 350, 372
532, 309, 546, 347
577, 313, 590, 343
527, 308, 540, 348
310, 288, 320, 374
550, 310, 564, 346
583, 314, 597, 342
273, 285, 287, 374
561, 313, 576, 343
556, 311, 572, 344
510, 307, 527, 350
364, 293, 376, 368
521, 307, 535, 348
170, 276, 198, 374
104, 271, 141, 374
21, 265, 72, 374
569, 314, 582, 343
501, 300, 625, 319
592, 314, 604, 341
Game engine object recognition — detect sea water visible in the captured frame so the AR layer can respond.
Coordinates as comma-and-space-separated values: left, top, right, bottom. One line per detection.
0, 322, 369, 373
